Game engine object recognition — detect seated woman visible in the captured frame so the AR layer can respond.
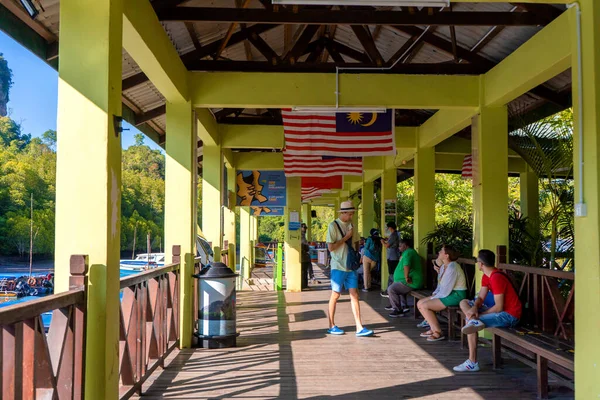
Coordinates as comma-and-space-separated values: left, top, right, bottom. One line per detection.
361, 229, 382, 292
416, 245, 467, 342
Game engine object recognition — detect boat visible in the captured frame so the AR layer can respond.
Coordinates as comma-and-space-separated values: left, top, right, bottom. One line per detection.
0, 273, 54, 299
119, 253, 165, 271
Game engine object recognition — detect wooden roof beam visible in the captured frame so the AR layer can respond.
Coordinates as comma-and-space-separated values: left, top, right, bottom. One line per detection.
156, 7, 557, 26
284, 25, 319, 64
186, 60, 487, 74
350, 25, 384, 66
135, 104, 166, 125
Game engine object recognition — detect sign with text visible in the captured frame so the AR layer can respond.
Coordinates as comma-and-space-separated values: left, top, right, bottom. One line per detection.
236, 170, 286, 207
251, 206, 285, 217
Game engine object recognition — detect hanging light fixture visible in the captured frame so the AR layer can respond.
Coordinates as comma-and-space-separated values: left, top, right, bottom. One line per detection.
272, 0, 449, 6
19, 0, 38, 18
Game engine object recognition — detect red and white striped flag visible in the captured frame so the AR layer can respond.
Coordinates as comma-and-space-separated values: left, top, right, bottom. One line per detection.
282, 109, 395, 157
302, 187, 331, 201
283, 153, 363, 177
462, 155, 473, 179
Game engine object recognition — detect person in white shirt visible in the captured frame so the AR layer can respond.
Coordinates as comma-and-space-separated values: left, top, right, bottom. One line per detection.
416, 245, 467, 342
325, 200, 374, 337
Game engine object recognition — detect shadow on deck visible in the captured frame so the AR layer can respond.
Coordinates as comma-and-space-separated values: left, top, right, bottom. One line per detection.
135, 286, 574, 399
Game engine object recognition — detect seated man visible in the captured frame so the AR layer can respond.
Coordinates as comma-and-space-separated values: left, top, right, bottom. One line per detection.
453, 249, 522, 372
385, 239, 423, 317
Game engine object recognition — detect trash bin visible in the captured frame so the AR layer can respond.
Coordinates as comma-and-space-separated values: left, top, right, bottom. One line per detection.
193, 262, 239, 348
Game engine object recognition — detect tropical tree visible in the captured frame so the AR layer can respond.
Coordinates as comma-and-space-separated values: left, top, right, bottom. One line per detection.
510, 108, 574, 268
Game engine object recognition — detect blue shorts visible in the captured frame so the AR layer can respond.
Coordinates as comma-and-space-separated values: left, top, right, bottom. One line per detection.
467, 300, 519, 328
331, 269, 358, 293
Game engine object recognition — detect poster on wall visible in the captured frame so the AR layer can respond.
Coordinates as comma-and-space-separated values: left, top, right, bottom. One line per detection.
251, 206, 285, 217
236, 170, 286, 207
384, 199, 397, 216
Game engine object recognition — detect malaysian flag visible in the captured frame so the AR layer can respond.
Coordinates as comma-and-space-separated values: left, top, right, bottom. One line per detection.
282, 109, 396, 157
462, 155, 473, 179
302, 187, 331, 201
283, 153, 363, 177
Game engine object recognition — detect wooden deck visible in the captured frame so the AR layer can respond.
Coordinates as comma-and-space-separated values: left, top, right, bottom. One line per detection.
135, 285, 574, 399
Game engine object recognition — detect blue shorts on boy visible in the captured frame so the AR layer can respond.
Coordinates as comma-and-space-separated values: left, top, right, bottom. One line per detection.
331, 269, 358, 292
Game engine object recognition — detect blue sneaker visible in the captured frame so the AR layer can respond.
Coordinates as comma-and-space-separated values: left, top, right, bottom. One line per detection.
327, 326, 345, 335
356, 328, 374, 337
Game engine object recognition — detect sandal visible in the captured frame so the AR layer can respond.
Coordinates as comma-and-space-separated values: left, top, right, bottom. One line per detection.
420, 330, 434, 338
427, 331, 446, 342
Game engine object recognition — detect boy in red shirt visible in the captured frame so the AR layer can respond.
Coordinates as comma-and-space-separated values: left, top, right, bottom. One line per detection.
453, 249, 522, 372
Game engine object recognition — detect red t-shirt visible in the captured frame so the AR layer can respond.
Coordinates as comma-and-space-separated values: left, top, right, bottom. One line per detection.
481, 270, 522, 319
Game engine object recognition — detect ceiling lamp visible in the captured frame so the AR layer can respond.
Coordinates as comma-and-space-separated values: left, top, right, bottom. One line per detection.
272, 0, 449, 6
19, 0, 38, 18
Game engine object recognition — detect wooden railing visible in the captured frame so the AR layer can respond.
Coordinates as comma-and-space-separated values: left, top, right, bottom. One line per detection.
118, 245, 181, 399
0, 255, 87, 400
495, 245, 574, 341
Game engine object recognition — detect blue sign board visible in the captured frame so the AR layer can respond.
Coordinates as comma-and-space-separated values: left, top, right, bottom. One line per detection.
236, 170, 286, 207
251, 206, 285, 217
289, 222, 301, 231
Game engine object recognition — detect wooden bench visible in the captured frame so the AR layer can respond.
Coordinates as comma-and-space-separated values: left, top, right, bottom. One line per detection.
456, 310, 573, 399
410, 289, 460, 340
487, 327, 574, 399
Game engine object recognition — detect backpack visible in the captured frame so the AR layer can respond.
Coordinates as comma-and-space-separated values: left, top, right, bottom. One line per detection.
334, 221, 361, 271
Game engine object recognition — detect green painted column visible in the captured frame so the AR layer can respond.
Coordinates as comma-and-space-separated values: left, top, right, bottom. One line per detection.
285, 176, 302, 292
224, 166, 237, 260
202, 144, 223, 249
54, 0, 122, 397
572, 2, 600, 396
472, 106, 509, 262
414, 147, 436, 261
520, 169, 539, 225
361, 181, 375, 237
380, 166, 397, 290
240, 206, 252, 279
165, 100, 195, 349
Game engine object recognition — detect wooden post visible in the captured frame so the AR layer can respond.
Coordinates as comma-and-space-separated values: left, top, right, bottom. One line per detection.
276, 243, 283, 291
172, 245, 181, 264
69, 255, 89, 289
70, 255, 88, 399
496, 245, 507, 265
536, 355, 548, 399
492, 333, 502, 369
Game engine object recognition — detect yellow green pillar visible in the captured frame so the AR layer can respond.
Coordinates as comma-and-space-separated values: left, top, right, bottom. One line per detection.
240, 206, 252, 279
285, 176, 302, 292
472, 106, 509, 260
224, 166, 237, 269
351, 198, 359, 243
380, 165, 397, 290
301, 203, 312, 241
414, 147, 436, 261
572, 1, 600, 396
54, 0, 122, 397
202, 144, 223, 248
520, 169, 539, 225
361, 181, 375, 237
165, 101, 195, 349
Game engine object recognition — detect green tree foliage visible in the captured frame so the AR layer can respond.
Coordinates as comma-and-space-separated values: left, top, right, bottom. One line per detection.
0, 118, 55, 255
121, 135, 165, 253
0, 53, 12, 114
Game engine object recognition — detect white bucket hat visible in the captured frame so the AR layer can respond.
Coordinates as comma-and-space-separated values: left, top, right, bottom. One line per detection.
338, 200, 356, 213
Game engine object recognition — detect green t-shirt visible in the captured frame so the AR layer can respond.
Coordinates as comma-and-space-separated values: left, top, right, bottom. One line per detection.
393, 247, 424, 289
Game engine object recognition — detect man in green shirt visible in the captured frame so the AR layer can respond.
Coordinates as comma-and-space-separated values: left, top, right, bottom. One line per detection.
386, 239, 423, 318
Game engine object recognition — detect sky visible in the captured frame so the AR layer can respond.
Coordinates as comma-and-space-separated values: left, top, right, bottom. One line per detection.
0, 31, 162, 152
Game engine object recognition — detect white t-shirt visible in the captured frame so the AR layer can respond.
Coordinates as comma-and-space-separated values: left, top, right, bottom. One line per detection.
326, 218, 351, 271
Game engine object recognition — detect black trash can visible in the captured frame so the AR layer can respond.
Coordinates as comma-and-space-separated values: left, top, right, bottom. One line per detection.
193, 262, 239, 348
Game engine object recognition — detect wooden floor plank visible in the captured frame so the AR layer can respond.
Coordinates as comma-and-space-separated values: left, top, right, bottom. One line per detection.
134, 285, 574, 399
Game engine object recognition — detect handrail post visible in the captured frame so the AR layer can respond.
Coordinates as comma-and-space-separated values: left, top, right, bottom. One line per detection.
70, 255, 88, 400
172, 245, 181, 264
496, 245, 507, 265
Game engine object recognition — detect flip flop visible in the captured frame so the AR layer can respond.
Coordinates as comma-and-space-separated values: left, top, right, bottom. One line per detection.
427, 332, 446, 342
420, 330, 434, 338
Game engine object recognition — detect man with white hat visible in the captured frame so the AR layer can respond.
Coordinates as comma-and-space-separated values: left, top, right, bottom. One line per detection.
325, 200, 374, 337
